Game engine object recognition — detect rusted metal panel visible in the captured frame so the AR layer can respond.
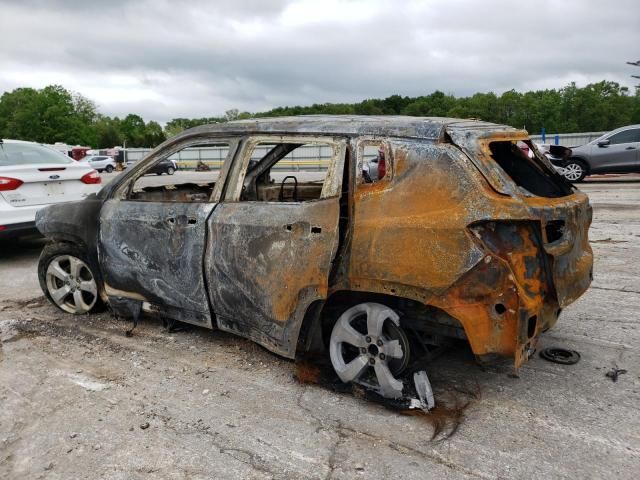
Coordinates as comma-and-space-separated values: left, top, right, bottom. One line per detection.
344, 140, 487, 301
341, 132, 592, 368
205, 199, 340, 357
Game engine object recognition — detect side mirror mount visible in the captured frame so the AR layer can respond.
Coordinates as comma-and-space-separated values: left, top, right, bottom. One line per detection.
597, 139, 610, 147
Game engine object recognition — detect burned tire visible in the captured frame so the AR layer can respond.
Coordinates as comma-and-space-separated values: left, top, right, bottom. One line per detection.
38, 242, 102, 315
562, 159, 588, 182
329, 302, 410, 399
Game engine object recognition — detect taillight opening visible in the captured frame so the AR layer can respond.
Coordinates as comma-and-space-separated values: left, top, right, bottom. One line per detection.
0, 176, 24, 191
378, 156, 386, 179
81, 170, 102, 185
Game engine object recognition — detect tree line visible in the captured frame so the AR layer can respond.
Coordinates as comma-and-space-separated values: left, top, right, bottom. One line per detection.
0, 81, 638, 148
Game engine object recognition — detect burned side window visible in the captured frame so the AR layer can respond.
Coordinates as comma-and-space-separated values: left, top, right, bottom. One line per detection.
488, 141, 572, 198
239, 141, 337, 202
127, 142, 232, 203
358, 142, 391, 184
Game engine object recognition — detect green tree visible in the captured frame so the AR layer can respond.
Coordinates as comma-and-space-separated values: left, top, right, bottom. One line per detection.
95, 117, 123, 148
0, 85, 98, 145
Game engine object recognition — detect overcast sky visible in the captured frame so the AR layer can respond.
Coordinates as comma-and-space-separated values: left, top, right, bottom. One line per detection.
0, 0, 638, 123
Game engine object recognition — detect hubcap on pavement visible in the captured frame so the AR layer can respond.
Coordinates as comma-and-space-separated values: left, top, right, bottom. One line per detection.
45, 255, 97, 314
329, 302, 408, 399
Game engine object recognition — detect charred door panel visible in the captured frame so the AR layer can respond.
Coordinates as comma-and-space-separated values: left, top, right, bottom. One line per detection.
99, 199, 214, 327
205, 199, 340, 357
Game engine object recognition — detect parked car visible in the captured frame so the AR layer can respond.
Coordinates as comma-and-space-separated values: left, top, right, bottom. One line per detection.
557, 124, 640, 181
147, 158, 177, 175
80, 155, 119, 173
35, 116, 592, 401
0, 139, 102, 238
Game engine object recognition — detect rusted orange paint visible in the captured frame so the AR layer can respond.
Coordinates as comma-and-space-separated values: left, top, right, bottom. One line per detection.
340, 136, 592, 368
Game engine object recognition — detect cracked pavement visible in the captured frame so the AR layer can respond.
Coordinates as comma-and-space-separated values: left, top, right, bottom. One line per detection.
1, 178, 639, 479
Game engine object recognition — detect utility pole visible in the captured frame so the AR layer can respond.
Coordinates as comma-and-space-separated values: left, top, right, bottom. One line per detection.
627, 60, 640, 88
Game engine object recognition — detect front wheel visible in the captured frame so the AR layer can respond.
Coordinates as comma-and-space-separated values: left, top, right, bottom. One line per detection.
105, 165, 114, 173
562, 160, 588, 182
38, 242, 102, 314
167, 167, 175, 175
329, 302, 410, 399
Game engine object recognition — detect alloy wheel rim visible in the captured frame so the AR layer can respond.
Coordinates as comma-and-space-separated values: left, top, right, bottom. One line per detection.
329, 303, 407, 399
564, 163, 583, 181
45, 255, 97, 314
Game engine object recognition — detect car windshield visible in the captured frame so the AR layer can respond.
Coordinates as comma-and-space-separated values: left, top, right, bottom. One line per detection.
0, 142, 74, 166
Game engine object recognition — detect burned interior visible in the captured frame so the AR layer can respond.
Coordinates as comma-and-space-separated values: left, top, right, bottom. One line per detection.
487, 140, 573, 198
34, 116, 593, 408
126, 142, 230, 203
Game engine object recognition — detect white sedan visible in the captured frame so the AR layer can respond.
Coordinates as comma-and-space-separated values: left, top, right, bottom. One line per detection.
0, 139, 102, 238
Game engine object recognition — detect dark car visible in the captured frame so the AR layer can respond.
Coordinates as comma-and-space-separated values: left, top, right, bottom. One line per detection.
558, 124, 640, 181
34, 116, 592, 401
147, 159, 177, 175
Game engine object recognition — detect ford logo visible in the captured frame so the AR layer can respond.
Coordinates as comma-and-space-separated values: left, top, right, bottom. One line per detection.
49, 174, 60, 180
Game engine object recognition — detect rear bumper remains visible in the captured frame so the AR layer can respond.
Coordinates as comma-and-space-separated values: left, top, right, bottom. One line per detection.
430, 194, 593, 369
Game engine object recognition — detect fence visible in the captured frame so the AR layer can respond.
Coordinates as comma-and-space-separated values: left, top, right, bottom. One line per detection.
125, 144, 368, 171
529, 131, 605, 147
123, 131, 605, 170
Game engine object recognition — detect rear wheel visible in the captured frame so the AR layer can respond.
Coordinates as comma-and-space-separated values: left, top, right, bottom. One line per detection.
167, 166, 175, 175
562, 159, 588, 182
329, 302, 410, 399
38, 242, 102, 314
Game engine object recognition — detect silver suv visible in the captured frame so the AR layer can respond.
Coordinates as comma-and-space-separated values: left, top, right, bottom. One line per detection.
561, 124, 640, 181
82, 155, 118, 173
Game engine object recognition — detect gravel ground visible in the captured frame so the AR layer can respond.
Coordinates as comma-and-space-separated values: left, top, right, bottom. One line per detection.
0, 177, 638, 479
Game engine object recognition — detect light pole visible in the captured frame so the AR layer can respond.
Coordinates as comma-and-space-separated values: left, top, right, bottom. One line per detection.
627, 61, 640, 88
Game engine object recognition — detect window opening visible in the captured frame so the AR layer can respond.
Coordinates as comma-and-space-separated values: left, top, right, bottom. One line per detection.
127, 142, 231, 203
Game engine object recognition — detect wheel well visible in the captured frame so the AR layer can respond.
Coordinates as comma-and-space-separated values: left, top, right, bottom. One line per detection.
294, 290, 466, 357
569, 156, 590, 172
45, 233, 87, 249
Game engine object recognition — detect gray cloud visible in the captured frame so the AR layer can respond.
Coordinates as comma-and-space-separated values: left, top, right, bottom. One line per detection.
0, 0, 638, 122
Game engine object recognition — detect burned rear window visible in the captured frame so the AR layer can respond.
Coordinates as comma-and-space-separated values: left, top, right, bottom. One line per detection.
488, 141, 572, 198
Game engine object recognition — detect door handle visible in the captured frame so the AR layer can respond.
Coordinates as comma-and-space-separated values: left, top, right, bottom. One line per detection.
625, 146, 636, 150
166, 216, 197, 227
284, 221, 312, 233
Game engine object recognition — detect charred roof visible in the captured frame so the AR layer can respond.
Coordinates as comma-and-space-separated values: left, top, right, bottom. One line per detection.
183, 115, 518, 141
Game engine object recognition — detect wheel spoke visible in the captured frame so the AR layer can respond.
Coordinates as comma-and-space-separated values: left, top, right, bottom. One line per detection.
366, 304, 392, 337
336, 354, 369, 382
49, 261, 69, 281
385, 339, 404, 359
333, 317, 366, 348
79, 281, 97, 296
373, 361, 404, 399
51, 285, 71, 303
72, 290, 90, 313
69, 256, 83, 280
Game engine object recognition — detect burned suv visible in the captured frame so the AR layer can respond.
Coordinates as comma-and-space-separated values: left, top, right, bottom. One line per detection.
36, 116, 593, 400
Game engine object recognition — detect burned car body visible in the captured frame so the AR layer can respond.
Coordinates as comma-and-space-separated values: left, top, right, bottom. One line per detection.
36, 116, 593, 400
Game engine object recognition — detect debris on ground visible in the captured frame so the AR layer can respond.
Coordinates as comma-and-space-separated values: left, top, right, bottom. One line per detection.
590, 238, 628, 244
293, 355, 477, 440
539, 347, 581, 365
605, 367, 628, 382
